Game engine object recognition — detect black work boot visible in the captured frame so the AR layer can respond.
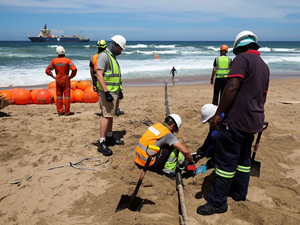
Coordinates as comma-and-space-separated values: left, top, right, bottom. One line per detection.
106, 136, 124, 146
98, 141, 113, 156
197, 203, 228, 215
116, 110, 124, 116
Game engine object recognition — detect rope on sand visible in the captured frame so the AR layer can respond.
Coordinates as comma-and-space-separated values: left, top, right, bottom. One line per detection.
46, 157, 111, 171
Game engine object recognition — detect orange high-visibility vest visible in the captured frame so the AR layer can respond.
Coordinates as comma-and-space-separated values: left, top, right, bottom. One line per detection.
135, 123, 171, 167
92, 53, 99, 75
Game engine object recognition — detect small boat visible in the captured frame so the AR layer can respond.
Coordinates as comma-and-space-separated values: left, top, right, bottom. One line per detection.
28, 24, 90, 43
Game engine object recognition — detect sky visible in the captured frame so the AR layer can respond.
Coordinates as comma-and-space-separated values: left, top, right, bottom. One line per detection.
0, 0, 300, 41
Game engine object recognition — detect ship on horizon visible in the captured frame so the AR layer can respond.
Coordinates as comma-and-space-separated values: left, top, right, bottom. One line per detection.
28, 24, 90, 43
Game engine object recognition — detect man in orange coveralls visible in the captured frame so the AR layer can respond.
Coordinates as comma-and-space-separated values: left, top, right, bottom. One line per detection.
46, 46, 77, 116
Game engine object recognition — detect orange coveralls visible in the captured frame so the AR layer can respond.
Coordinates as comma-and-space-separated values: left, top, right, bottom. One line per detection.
45, 56, 77, 115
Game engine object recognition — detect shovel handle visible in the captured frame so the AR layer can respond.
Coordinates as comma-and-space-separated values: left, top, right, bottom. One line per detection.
131, 145, 160, 198
251, 121, 268, 161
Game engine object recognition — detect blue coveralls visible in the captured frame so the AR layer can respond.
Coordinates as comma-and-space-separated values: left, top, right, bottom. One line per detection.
202, 113, 224, 158
208, 122, 254, 207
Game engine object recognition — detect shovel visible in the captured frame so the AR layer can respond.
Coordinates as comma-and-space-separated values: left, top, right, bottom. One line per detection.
250, 121, 268, 177
115, 145, 160, 212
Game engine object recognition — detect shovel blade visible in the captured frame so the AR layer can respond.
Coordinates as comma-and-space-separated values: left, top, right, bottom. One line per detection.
115, 194, 144, 212
250, 161, 261, 177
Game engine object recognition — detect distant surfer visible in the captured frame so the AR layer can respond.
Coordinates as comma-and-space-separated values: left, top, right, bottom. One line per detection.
170, 66, 177, 79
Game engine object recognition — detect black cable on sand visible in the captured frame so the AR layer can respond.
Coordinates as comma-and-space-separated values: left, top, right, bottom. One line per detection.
165, 82, 170, 116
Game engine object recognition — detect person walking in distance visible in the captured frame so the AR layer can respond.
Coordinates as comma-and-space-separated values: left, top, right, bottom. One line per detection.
96, 35, 126, 156
210, 45, 232, 105
170, 66, 177, 79
46, 46, 77, 116
197, 31, 270, 215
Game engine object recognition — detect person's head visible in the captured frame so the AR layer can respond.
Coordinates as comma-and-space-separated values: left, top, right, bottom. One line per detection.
164, 114, 182, 133
233, 30, 260, 55
110, 35, 126, 56
200, 104, 218, 123
56, 46, 65, 56
97, 39, 107, 53
220, 45, 228, 56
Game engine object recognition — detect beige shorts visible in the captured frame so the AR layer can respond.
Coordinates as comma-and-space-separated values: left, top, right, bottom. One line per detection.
99, 91, 119, 117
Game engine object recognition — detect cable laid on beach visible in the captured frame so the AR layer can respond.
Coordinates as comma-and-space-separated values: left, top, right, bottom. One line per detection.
165, 81, 190, 225
165, 82, 170, 116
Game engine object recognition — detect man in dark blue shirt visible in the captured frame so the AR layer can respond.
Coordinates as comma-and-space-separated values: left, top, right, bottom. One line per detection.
197, 30, 270, 216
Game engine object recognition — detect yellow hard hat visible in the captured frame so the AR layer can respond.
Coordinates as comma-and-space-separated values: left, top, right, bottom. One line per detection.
97, 39, 107, 48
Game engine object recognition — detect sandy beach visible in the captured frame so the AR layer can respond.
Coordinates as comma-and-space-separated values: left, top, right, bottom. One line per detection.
0, 77, 300, 225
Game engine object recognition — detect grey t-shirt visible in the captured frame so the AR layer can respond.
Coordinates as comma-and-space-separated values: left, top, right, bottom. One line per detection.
97, 49, 111, 72
155, 133, 179, 148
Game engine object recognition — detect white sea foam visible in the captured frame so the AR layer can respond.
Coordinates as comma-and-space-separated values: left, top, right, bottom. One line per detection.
0, 41, 299, 88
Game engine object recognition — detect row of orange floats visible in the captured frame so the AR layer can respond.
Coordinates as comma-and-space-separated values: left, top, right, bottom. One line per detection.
0, 80, 99, 105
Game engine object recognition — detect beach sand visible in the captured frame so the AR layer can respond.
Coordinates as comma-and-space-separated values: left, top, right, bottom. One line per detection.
0, 78, 300, 225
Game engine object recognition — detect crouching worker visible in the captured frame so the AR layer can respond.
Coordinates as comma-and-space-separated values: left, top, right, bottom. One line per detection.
196, 104, 224, 168
135, 114, 194, 179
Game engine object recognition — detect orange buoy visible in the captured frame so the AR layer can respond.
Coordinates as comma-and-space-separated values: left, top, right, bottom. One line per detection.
35, 89, 52, 104
48, 88, 56, 103
48, 81, 56, 89
84, 85, 94, 93
73, 89, 84, 102
14, 89, 31, 105
71, 80, 79, 90
30, 89, 40, 104
0, 90, 13, 102
84, 90, 99, 103
78, 80, 91, 92
11, 88, 21, 95
69, 89, 75, 103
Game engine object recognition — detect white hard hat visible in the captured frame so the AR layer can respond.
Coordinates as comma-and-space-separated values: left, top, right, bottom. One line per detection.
233, 30, 259, 55
56, 46, 65, 55
169, 113, 182, 129
111, 35, 126, 50
200, 104, 218, 123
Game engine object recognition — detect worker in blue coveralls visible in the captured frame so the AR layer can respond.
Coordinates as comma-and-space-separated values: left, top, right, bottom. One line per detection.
196, 104, 224, 168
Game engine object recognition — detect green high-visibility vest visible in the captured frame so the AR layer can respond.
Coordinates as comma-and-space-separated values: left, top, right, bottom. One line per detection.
216, 56, 231, 78
97, 50, 123, 93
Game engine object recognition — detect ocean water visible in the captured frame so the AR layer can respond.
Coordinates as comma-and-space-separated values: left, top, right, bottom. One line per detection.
0, 41, 299, 88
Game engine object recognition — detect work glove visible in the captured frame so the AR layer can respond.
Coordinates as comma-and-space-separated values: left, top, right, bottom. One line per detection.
179, 160, 189, 170
119, 90, 123, 100
196, 145, 206, 157
191, 152, 197, 161
104, 91, 114, 102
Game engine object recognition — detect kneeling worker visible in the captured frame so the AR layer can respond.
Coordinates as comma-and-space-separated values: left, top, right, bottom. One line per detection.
135, 114, 194, 179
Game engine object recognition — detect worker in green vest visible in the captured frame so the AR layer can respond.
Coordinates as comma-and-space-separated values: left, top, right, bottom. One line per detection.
210, 45, 232, 105
96, 35, 126, 156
